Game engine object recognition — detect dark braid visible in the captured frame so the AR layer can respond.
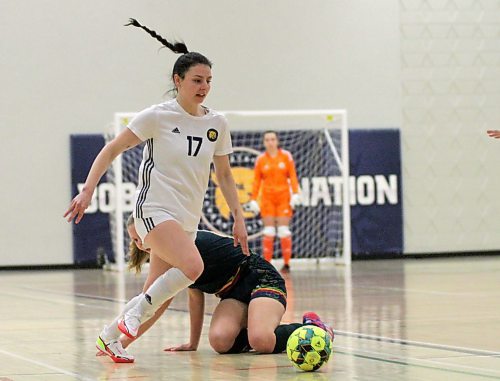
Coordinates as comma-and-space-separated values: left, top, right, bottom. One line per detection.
125, 18, 189, 54
125, 18, 212, 94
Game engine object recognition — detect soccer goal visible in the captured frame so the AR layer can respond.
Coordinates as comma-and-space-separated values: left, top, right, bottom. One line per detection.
106, 109, 350, 271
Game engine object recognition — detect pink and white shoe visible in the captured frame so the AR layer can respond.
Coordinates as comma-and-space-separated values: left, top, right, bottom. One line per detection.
96, 335, 134, 363
302, 312, 334, 341
118, 313, 141, 339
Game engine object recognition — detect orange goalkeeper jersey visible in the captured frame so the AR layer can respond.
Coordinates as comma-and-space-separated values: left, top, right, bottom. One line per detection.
251, 149, 299, 199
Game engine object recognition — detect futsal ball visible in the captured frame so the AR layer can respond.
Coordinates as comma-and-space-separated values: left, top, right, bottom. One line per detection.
286, 325, 333, 372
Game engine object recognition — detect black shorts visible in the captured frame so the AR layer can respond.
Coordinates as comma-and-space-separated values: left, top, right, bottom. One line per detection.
219, 255, 287, 308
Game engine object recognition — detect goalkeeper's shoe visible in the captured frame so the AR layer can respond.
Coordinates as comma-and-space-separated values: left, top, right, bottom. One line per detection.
280, 264, 290, 273
302, 312, 334, 341
118, 310, 142, 339
96, 335, 134, 363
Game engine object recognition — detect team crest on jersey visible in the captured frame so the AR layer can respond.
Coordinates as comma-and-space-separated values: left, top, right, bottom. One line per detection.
278, 162, 286, 169
207, 128, 218, 142
201, 146, 263, 240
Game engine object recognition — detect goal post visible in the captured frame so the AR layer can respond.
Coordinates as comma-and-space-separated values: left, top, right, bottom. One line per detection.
107, 109, 350, 271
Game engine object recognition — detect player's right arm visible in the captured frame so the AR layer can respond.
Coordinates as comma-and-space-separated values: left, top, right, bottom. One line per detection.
64, 128, 142, 224
187, 288, 205, 350
250, 155, 263, 201
164, 288, 205, 351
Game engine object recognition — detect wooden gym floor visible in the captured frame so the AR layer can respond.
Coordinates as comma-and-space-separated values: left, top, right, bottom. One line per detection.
0, 256, 499, 380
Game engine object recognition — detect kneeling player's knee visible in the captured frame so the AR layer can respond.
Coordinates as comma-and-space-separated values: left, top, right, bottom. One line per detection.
263, 226, 276, 237
277, 226, 291, 238
248, 330, 275, 354
209, 330, 234, 354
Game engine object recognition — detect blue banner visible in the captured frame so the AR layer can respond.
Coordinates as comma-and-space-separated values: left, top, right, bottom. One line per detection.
349, 130, 403, 255
70, 135, 114, 265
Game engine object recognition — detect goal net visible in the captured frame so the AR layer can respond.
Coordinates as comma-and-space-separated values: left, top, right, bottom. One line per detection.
106, 109, 350, 271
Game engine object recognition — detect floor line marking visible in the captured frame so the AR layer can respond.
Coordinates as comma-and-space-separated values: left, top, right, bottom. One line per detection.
0, 348, 94, 381
335, 330, 500, 357
335, 346, 500, 379
17, 286, 500, 358
18, 286, 214, 316
0, 290, 112, 311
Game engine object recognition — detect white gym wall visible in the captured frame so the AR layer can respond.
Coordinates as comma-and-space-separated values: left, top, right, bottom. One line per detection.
400, 0, 500, 253
0, 0, 498, 265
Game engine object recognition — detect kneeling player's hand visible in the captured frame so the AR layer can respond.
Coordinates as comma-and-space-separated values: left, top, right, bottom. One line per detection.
164, 343, 197, 352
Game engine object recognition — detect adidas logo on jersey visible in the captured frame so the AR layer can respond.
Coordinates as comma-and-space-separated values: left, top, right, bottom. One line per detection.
172, 127, 181, 134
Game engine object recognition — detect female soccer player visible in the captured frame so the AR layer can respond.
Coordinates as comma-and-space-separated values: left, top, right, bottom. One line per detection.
96, 216, 333, 363
64, 19, 248, 343
246, 131, 301, 272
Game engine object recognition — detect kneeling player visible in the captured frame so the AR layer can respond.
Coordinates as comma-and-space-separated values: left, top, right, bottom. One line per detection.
96, 216, 333, 363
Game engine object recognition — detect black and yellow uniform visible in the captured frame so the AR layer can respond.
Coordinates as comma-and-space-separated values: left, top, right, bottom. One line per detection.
190, 230, 287, 308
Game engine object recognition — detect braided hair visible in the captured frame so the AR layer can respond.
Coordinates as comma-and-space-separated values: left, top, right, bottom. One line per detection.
125, 18, 188, 54
125, 18, 212, 93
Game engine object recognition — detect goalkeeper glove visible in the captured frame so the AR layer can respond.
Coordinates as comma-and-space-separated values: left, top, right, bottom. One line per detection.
290, 193, 302, 209
243, 200, 260, 214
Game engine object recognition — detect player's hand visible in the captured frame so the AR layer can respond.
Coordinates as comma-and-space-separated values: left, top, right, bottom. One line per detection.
233, 217, 249, 255
290, 193, 302, 209
243, 200, 260, 214
164, 343, 197, 352
63, 189, 93, 224
487, 130, 500, 139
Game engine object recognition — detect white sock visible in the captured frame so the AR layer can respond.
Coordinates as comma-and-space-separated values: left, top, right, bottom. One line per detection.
136, 268, 193, 318
101, 294, 144, 341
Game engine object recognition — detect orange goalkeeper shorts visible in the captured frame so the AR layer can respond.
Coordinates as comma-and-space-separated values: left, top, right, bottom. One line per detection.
260, 191, 292, 218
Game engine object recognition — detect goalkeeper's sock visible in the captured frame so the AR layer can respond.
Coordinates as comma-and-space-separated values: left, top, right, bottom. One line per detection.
263, 235, 274, 262
280, 236, 292, 266
273, 323, 303, 353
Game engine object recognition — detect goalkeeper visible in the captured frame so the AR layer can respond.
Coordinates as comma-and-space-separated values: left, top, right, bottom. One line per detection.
246, 131, 301, 272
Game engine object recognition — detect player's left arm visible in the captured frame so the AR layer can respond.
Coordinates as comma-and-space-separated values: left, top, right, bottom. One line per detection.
287, 153, 301, 208
288, 154, 300, 194
213, 155, 250, 255
164, 288, 205, 351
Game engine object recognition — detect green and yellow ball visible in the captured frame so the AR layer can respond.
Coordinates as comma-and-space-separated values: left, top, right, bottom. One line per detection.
286, 325, 333, 372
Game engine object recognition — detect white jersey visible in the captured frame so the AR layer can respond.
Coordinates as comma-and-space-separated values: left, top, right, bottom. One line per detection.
128, 99, 233, 231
